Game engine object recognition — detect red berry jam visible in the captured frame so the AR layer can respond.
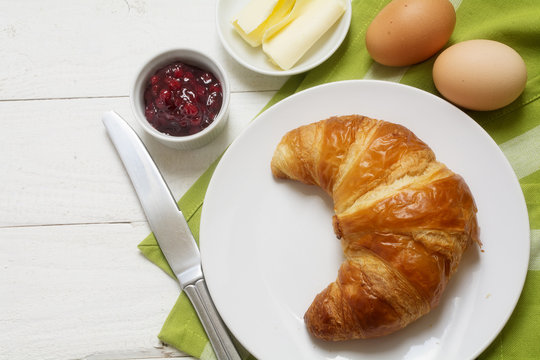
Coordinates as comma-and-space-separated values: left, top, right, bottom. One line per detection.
143, 62, 223, 137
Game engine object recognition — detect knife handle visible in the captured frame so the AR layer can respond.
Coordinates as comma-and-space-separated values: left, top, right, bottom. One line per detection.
184, 279, 242, 360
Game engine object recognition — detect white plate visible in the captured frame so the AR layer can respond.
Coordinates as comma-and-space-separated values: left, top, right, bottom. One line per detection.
200, 80, 530, 360
215, 0, 352, 76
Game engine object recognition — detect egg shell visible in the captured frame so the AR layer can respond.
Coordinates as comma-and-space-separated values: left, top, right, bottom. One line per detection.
365, 0, 456, 67
433, 40, 527, 111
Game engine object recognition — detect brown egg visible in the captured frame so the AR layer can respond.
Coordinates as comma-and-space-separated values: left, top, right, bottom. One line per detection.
433, 40, 527, 111
366, 0, 456, 67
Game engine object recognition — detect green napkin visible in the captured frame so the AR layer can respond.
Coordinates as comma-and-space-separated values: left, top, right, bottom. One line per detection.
138, 0, 540, 358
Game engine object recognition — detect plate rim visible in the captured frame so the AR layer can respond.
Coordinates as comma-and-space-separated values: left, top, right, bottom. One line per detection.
200, 79, 530, 359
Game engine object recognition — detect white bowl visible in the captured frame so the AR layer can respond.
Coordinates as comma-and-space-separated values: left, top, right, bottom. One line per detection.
130, 48, 230, 150
216, 0, 352, 76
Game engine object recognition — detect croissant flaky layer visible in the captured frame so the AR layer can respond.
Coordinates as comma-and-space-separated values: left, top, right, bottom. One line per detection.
270, 115, 479, 341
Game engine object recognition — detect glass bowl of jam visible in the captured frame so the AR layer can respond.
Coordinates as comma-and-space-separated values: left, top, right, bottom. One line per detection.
131, 48, 230, 149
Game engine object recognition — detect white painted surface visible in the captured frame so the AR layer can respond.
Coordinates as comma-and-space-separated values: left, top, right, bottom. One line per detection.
0, 0, 285, 359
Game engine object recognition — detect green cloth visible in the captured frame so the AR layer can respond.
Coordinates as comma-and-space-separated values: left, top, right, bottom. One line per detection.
138, 0, 540, 358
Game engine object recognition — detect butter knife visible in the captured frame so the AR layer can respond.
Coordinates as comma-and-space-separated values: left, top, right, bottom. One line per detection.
102, 111, 240, 360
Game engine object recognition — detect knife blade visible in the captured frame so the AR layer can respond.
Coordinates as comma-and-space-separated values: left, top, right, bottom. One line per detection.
102, 111, 241, 360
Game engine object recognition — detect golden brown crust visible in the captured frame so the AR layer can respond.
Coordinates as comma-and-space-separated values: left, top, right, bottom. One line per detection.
270, 115, 480, 340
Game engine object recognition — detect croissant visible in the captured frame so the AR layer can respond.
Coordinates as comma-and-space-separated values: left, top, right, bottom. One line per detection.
270, 115, 480, 341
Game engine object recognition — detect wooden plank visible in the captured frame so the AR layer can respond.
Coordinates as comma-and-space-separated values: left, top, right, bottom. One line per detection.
0, 91, 274, 227
0, 0, 285, 100
0, 222, 192, 360
80, 344, 190, 360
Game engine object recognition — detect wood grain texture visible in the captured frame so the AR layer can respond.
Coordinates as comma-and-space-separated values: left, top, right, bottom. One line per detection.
0, 0, 282, 358
0, 223, 184, 359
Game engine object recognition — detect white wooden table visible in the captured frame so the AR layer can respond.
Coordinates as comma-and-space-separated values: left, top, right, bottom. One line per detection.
0, 1, 286, 359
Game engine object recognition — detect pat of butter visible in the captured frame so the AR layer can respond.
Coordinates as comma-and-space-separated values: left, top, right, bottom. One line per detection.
262, 0, 346, 70
232, 0, 295, 47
